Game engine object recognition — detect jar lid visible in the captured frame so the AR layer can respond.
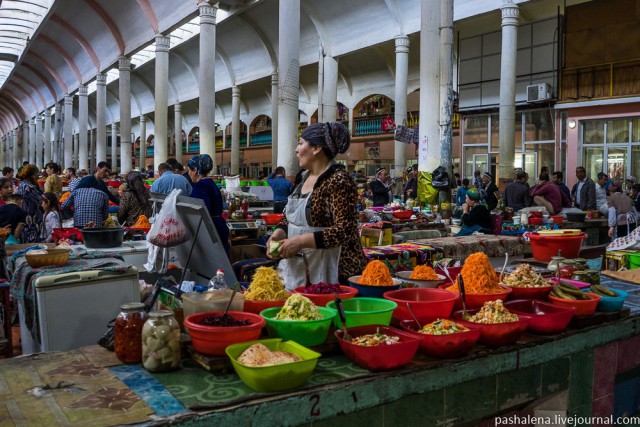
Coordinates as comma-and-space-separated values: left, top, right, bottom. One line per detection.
121, 302, 145, 311
149, 310, 173, 318
572, 271, 589, 276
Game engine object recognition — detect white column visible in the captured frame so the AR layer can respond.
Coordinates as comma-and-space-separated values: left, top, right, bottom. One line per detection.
73, 133, 78, 168
439, 1, 454, 175
139, 116, 146, 171
13, 129, 18, 169
78, 84, 88, 171
231, 86, 241, 175
35, 113, 43, 167
198, 2, 218, 157
29, 118, 36, 165
44, 108, 52, 165
498, 1, 520, 185
277, 0, 301, 176
321, 55, 338, 123
419, 0, 441, 172
271, 71, 278, 168
174, 103, 182, 161
22, 122, 29, 165
394, 35, 410, 180
63, 95, 73, 168
154, 35, 170, 171
119, 56, 132, 173
111, 124, 118, 169
53, 103, 61, 164
89, 129, 96, 170
96, 72, 107, 163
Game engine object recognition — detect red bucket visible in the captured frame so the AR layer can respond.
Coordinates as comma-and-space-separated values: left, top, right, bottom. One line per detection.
525, 231, 586, 262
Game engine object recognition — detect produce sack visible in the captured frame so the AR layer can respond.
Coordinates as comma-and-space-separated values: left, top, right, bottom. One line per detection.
147, 188, 188, 247
417, 171, 438, 205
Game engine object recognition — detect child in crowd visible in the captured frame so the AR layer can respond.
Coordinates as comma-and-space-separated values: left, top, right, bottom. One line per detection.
41, 192, 62, 243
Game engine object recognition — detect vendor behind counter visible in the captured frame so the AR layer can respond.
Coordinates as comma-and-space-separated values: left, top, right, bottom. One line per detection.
456, 187, 491, 236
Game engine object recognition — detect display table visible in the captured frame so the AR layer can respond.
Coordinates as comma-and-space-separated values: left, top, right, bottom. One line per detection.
1, 276, 639, 426
409, 234, 530, 261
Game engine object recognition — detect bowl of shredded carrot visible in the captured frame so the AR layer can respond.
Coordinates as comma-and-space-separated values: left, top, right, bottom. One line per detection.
396, 265, 446, 288
445, 253, 511, 309
349, 260, 401, 297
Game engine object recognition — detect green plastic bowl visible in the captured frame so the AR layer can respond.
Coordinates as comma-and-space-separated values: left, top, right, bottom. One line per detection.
249, 180, 262, 186
326, 297, 397, 329
260, 307, 337, 346
226, 338, 321, 393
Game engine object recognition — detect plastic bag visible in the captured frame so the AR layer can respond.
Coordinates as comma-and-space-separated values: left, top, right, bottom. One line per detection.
144, 242, 169, 273
417, 171, 439, 205
381, 115, 396, 132
147, 189, 188, 247
431, 166, 450, 190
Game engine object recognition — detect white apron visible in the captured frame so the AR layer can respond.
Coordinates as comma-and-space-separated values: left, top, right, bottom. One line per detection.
277, 186, 341, 290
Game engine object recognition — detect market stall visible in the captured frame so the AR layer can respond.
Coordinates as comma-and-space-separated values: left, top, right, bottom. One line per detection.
409, 235, 531, 262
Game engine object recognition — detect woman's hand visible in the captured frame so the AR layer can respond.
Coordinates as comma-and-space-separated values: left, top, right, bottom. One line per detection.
266, 228, 287, 259
608, 226, 615, 238
278, 235, 304, 259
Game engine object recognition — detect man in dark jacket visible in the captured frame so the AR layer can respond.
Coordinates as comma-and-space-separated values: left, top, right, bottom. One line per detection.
480, 172, 499, 211
571, 166, 597, 211
503, 171, 532, 211
370, 167, 392, 207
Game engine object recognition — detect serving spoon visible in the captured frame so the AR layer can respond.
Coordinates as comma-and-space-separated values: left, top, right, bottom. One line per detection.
406, 302, 421, 330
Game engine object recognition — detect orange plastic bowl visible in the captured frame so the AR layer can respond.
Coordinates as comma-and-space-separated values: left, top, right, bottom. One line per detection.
260, 213, 284, 225
184, 311, 266, 356
293, 286, 358, 306
548, 292, 601, 317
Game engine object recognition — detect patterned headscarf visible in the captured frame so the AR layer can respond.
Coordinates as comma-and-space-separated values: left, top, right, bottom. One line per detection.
17, 164, 39, 182
300, 122, 350, 159
188, 154, 213, 176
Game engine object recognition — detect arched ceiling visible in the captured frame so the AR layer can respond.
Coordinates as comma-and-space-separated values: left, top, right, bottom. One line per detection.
0, 0, 592, 136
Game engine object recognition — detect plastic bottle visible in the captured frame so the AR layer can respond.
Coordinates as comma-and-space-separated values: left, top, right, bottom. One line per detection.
209, 269, 228, 290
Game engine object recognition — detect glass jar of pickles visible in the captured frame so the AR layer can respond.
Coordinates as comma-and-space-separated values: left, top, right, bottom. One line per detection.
558, 260, 577, 279
584, 269, 600, 286
142, 310, 181, 373
573, 258, 588, 271
114, 302, 147, 364
571, 270, 591, 285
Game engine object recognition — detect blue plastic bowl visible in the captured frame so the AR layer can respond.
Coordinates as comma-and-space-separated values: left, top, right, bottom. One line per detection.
590, 289, 628, 312
348, 275, 401, 298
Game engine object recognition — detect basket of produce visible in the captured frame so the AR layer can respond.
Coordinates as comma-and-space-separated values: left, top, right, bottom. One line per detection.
501, 264, 554, 300
584, 285, 628, 312
400, 318, 481, 358
395, 265, 446, 288
445, 253, 511, 309
260, 295, 337, 346
260, 213, 284, 226
326, 297, 397, 329
335, 325, 420, 371
504, 300, 574, 334
24, 248, 71, 268
242, 267, 290, 314
81, 227, 125, 248
293, 283, 358, 306
226, 338, 321, 392
548, 283, 600, 316
452, 300, 529, 347
183, 311, 266, 356
348, 260, 401, 297
382, 288, 458, 321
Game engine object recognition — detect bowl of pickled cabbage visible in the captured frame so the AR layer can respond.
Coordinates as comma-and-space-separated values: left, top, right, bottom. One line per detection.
184, 311, 266, 356
400, 318, 481, 358
293, 283, 359, 306
335, 325, 420, 371
260, 295, 337, 346
452, 300, 530, 347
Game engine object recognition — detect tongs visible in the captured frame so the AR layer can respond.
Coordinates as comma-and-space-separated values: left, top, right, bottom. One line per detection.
457, 273, 469, 320
499, 252, 509, 284
335, 296, 351, 342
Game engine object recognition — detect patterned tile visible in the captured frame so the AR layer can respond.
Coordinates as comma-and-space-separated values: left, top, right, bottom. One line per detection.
593, 342, 618, 400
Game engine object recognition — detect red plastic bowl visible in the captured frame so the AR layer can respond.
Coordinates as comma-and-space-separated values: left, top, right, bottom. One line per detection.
293, 286, 358, 306
51, 227, 84, 243
548, 292, 600, 317
183, 311, 266, 356
504, 283, 554, 301
383, 288, 457, 321
528, 217, 543, 226
435, 267, 462, 285
452, 309, 529, 347
550, 215, 564, 224
335, 325, 420, 371
392, 210, 413, 220
526, 232, 586, 262
504, 300, 574, 334
400, 319, 481, 358
260, 213, 284, 225
451, 285, 512, 310
243, 295, 290, 314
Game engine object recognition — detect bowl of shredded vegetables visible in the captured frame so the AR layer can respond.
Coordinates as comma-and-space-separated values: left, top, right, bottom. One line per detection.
445, 253, 511, 309
349, 260, 401, 297
326, 297, 398, 328
502, 264, 554, 300
382, 288, 458, 321
293, 284, 359, 306
260, 295, 337, 346
395, 265, 446, 288
184, 311, 266, 356
452, 300, 530, 347
335, 325, 420, 371
243, 267, 291, 314
400, 318, 481, 358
